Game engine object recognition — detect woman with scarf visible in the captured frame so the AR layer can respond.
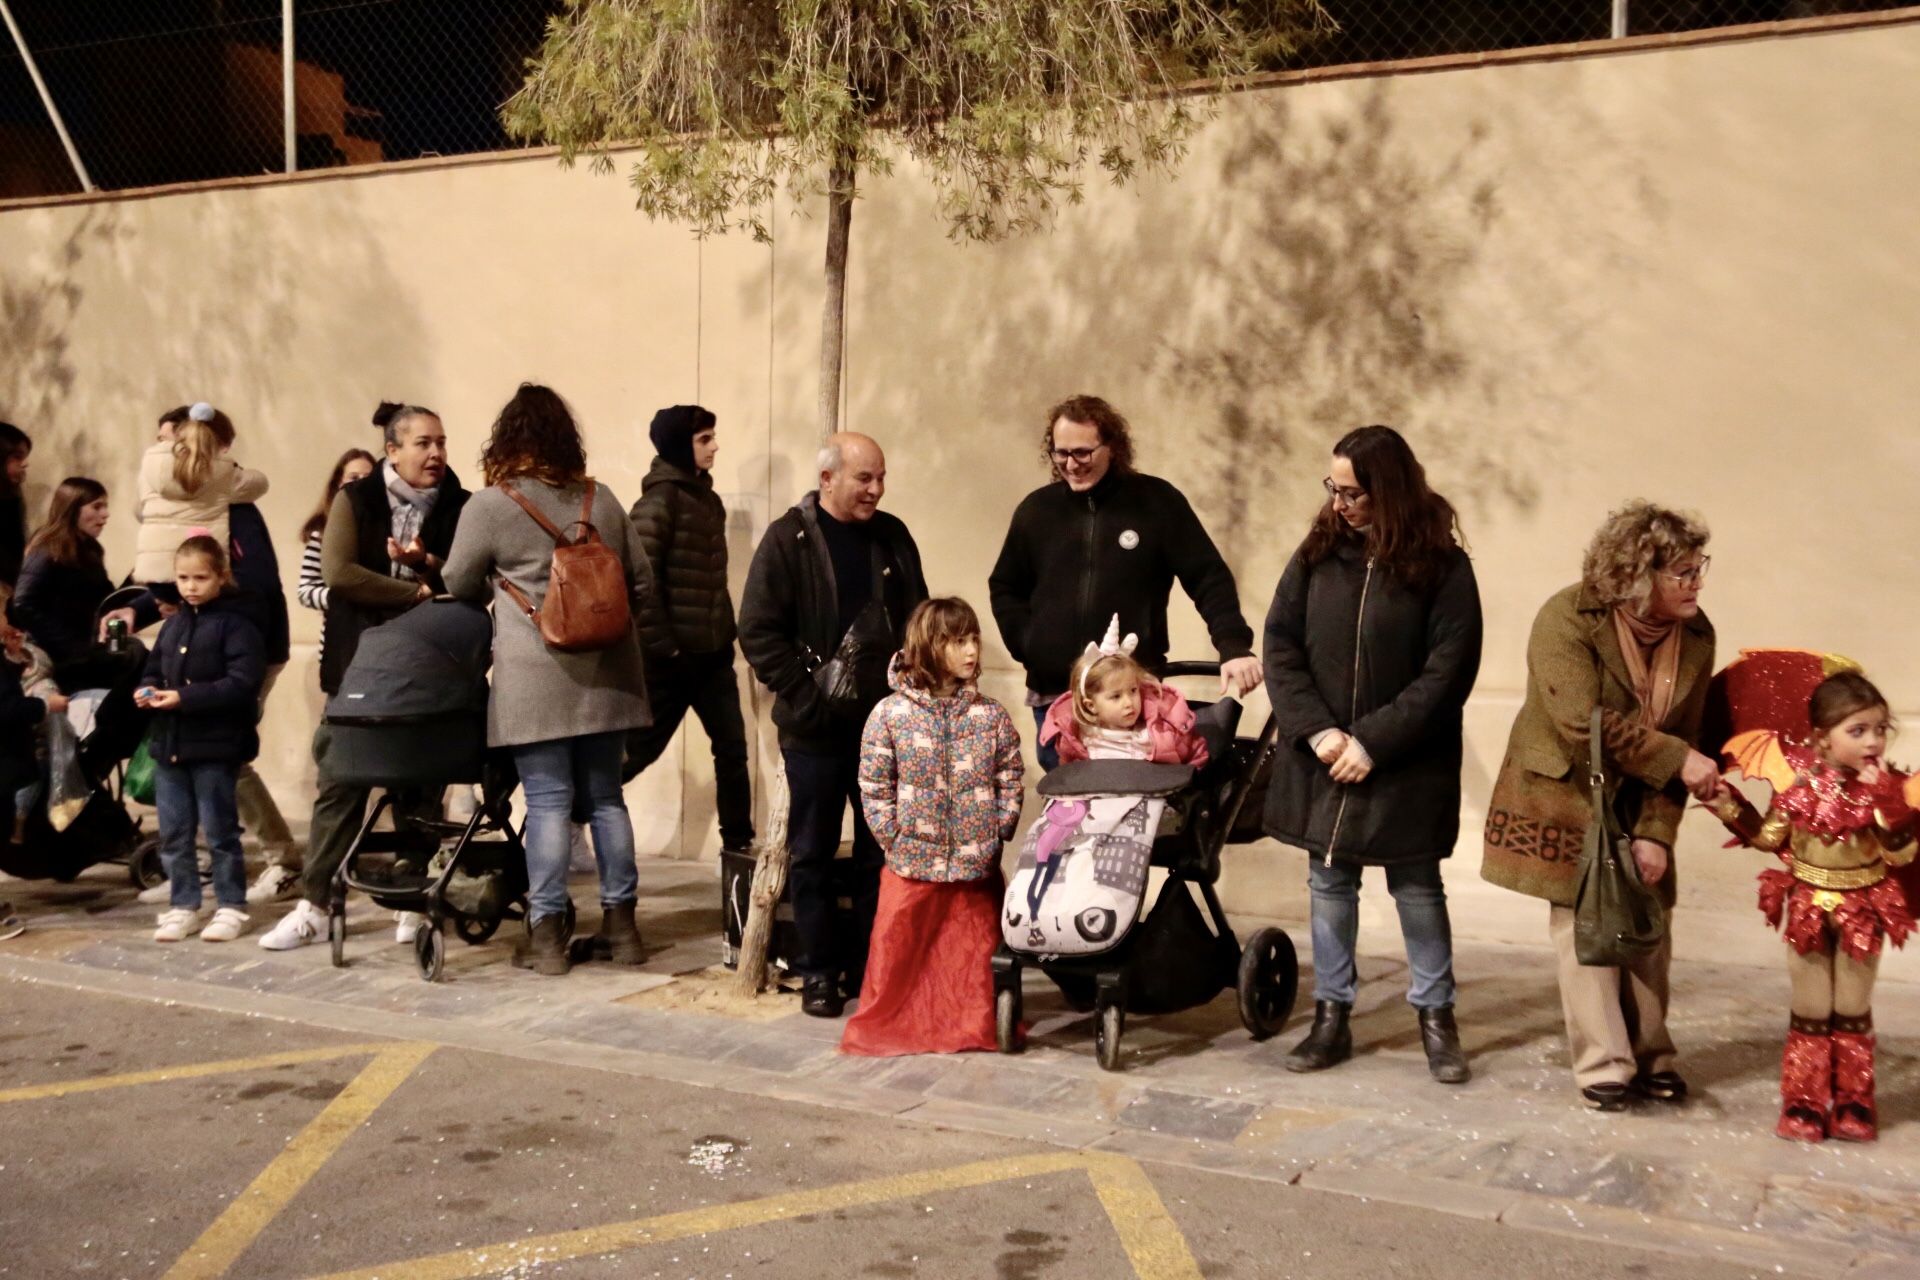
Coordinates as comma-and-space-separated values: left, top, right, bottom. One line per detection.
1481, 502, 1721, 1111
258, 402, 469, 952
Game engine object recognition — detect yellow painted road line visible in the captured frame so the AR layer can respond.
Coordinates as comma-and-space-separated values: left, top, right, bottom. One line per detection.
308, 1150, 1204, 1280
308, 1151, 1095, 1280
164, 1042, 436, 1280
1084, 1152, 1206, 1280
0, 1042, 399, 1105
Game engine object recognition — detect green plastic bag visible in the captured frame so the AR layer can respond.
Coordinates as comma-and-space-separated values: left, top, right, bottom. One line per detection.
124, 735, 157, 807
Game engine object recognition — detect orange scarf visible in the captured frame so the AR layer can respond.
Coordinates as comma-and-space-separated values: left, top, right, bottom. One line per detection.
1612, 607, 1682, 729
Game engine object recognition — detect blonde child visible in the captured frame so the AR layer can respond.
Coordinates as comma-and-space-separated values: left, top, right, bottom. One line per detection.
137, 536, 265, 943
132, 403, 267, 585
1040, 615, 1209, 766
842, 598, 1024, 1056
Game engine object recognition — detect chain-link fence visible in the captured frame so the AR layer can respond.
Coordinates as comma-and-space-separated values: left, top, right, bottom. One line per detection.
0, 1, 1911, 201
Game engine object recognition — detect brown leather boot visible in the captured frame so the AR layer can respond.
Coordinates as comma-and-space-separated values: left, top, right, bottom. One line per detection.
513, 913, 572, 976
594, 901, 644, 966
1830, 1012, 1877, 1142
1776, 1016, 1831, 1143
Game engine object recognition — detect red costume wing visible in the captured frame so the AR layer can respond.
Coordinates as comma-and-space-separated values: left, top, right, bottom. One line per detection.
1703, 648, 1863, 761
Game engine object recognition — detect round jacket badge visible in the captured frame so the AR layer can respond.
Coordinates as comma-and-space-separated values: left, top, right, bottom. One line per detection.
1118, 529, 1140, 550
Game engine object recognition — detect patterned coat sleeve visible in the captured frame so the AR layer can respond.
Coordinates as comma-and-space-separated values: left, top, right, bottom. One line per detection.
857, 697, 901, 852
991, 704, 1026, 841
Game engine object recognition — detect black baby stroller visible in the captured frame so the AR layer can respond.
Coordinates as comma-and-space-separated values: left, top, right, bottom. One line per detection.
322, 598, 527, 982
0, 590, 158, 889
991, 661, 1298, 1070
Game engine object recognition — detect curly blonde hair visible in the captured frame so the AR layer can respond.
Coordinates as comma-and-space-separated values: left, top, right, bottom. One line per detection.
1580, 501, 1709, 610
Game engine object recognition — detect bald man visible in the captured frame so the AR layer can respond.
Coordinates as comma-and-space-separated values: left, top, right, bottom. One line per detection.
739, 432, 928, 1017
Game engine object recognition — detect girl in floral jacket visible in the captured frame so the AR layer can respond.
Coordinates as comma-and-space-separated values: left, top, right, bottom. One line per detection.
843, 597, 1024, 1055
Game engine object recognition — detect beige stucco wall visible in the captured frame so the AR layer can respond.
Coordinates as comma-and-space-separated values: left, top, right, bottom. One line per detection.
4, 19, 1918, 976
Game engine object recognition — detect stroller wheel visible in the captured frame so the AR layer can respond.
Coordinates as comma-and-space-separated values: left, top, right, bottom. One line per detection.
328, 907, 347, 968
126, 837, 166, 891
453, 913, 500, 946
995, 986, 1024, 1055
1236, 927, 1299, 1041
1094, 1001, 1125, 1072
415, 920, 446, 982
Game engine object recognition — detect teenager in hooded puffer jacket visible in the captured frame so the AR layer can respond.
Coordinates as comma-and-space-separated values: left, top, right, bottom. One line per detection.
623, 405, 753, 856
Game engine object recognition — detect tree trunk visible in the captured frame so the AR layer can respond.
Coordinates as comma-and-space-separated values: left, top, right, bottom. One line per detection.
734, 761, 792, 997
817, 147, 856, 437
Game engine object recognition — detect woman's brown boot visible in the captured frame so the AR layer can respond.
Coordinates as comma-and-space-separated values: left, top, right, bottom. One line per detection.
595, 901, 644, 965
514, 913, 572, 976
1830, 1012, 1877, 1142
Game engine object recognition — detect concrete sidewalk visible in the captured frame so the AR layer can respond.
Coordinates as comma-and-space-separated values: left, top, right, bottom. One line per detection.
4, 857, 1919, 1278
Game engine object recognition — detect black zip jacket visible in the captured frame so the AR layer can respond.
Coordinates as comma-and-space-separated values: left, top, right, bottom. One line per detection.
628, 457, 735, 659
738, 493, 927, 752
988, 470, 1254, 696
141, 593, 267, 766
1262, 537, 1482, 866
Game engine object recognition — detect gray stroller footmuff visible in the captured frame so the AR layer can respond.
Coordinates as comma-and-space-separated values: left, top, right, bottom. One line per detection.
1002, 760, 1192, 958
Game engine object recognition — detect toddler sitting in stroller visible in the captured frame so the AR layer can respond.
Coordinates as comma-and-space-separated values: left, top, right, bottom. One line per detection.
1039, 616, 1210, 767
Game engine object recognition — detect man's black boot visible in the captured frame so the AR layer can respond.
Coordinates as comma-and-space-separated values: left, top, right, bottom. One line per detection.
1418, 1005, 1471, 1084
1284, 1000, 1352, 1073
801, 976, 845, 1018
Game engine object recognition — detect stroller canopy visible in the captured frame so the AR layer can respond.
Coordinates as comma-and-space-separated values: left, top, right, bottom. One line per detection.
325, 599, 492, 724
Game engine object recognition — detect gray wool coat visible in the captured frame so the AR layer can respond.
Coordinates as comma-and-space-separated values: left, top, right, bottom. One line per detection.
441, 478, 656, 748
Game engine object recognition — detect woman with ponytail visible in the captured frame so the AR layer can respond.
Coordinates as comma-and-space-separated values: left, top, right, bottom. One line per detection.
133, 402, 268, 585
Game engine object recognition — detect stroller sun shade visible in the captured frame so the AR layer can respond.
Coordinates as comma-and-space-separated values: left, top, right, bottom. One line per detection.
325, 599, 492, 725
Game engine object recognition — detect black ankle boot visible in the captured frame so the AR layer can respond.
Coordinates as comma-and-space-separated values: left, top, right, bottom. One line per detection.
801, 976, 845, 1018
593, 902, 644, 965
1418, 1005, 1470, 1084
1285, 1000, 1352, 1073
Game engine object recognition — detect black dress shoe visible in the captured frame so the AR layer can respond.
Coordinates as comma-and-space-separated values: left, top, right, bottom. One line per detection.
1284, 1000, 1352, 1073
1582, 1082, 1632, 1112
1417, 1005, 1471, 1084
1633, 1070, 1688, 1103
801, 977, 845, 1019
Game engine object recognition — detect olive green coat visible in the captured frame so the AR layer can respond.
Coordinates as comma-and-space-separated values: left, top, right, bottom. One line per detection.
1480, 583, 1715, 907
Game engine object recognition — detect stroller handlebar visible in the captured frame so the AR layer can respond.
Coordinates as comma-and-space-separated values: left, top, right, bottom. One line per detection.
1157, 660, 1224, 680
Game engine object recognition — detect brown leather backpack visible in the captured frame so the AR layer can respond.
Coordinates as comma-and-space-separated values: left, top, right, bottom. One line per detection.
496, 480, 631, 653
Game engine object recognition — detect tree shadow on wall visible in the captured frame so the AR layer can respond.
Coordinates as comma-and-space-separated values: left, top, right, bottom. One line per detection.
1160, 87, 1544, 563
0, 207, 126, 482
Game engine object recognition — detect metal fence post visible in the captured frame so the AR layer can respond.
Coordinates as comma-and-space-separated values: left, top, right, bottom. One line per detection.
1612, 0, 1630, 38
283, 0, 296, 173
0, 0, 94, 192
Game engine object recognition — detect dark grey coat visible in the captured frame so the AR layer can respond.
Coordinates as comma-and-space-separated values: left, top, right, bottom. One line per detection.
441, 479, 655, 749
628, 457, 735, 659
1262, 536, 1482, 866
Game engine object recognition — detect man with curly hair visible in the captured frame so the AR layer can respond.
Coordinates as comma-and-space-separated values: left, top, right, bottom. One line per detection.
988, 394, 1258, 769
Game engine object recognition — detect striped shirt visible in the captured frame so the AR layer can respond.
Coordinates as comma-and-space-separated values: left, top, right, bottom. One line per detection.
296, 529, 329, 670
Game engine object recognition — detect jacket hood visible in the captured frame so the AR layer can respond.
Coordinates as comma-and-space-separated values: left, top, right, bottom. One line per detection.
644, 456, 711, 493
885, 650, 985, 709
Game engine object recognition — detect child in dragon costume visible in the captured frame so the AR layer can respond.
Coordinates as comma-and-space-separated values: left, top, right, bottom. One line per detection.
1706, 651, 1917, 1142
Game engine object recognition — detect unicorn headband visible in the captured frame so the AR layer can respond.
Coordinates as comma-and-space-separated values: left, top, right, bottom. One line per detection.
1077, 614, 1139, 700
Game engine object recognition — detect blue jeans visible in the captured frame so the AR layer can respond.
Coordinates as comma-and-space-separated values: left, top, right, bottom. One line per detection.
1030, 705, 1060, 773
1308, 859, 1457, 1009
155, 761, 247, 910
511, 731, 638, 925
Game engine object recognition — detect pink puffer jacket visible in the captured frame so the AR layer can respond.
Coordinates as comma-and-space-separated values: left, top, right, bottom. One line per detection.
1040, 680, 1209, 767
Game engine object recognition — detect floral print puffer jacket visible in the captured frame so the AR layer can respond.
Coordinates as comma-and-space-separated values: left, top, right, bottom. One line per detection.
858, 654, 1025, 882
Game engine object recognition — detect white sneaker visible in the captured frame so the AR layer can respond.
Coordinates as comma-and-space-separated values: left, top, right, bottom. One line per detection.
246, 864, 300, 904
201, 906, 251, 943
258, 900, 327, 951
569, 823, 594, 873
153, 907, 203, 943
394, 911, 425, 945
137, 881, 175, 905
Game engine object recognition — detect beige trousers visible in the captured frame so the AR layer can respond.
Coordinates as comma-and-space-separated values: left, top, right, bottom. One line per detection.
1549, 903, 1677, 1089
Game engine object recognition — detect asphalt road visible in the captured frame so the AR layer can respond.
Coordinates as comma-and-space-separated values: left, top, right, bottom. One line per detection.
0, 979, 1811, 1280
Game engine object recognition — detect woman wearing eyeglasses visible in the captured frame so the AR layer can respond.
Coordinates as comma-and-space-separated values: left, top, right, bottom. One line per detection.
1263, 426, 1482, 1084
1482, 501, 1721, 1111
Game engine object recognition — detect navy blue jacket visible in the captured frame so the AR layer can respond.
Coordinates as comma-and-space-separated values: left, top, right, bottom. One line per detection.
141, 594, 266, 765
228, 503, 290, 667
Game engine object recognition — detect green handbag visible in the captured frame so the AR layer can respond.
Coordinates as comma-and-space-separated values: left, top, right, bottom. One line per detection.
124, 735, 157, 807
1572, 706, 1668, 967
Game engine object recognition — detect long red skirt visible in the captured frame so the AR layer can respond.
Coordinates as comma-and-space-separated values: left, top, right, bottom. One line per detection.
840, 868, 1001, 1057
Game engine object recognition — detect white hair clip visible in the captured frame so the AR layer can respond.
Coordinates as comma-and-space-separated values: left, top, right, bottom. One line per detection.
1076, 614, 1139, 699
188, 402, 216, 422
